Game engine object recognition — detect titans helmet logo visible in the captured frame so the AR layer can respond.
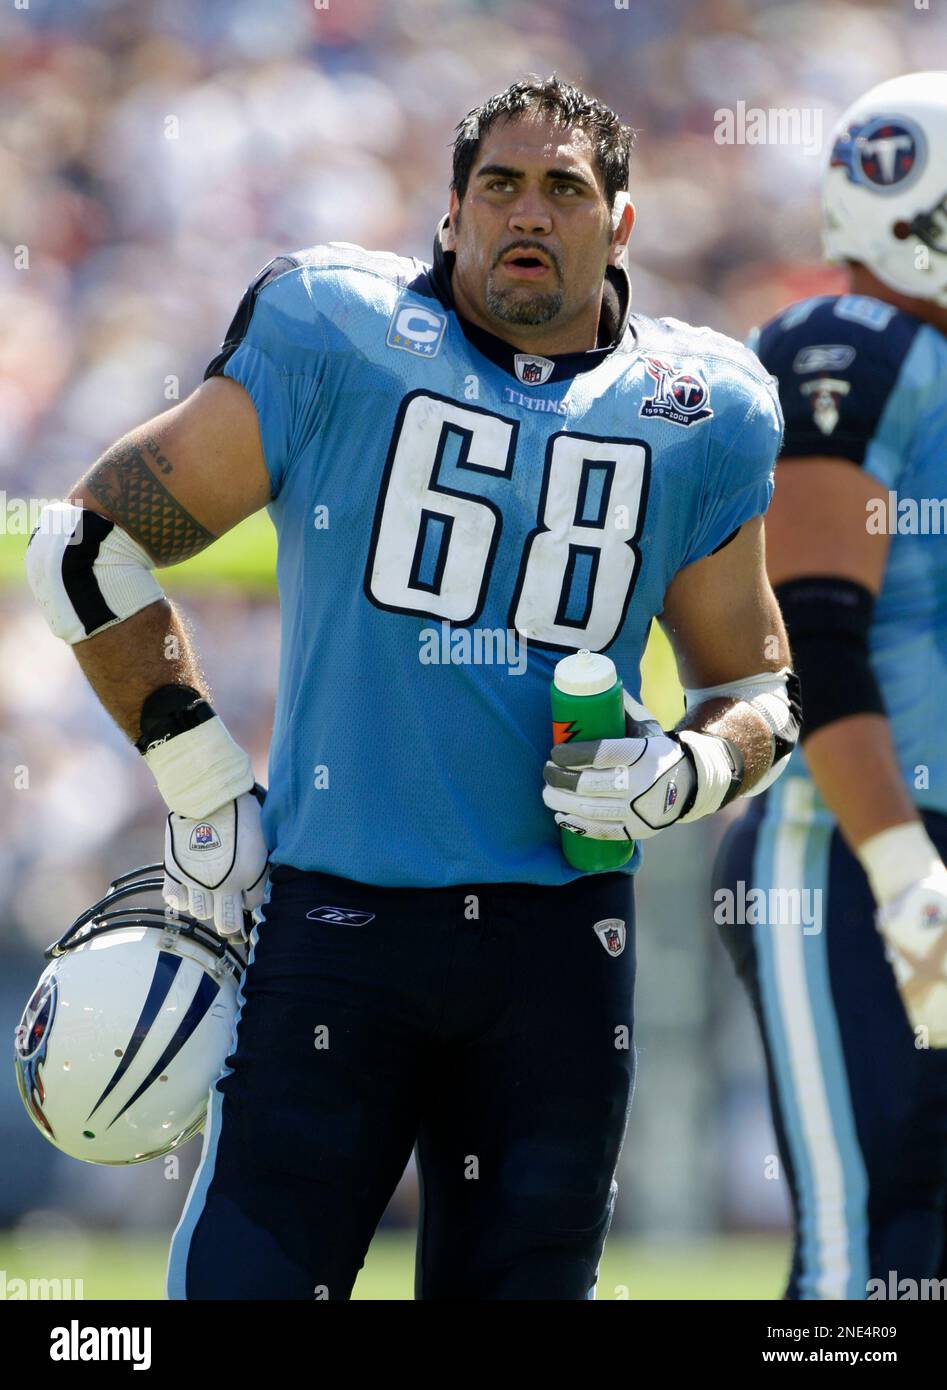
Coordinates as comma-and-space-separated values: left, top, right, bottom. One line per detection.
830, 115, 927, 196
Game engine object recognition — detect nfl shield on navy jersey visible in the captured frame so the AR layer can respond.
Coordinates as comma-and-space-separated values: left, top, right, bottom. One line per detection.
205, 230, 783, 886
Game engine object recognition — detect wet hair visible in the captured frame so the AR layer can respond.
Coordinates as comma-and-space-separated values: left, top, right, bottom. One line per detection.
451, 74, 634, 209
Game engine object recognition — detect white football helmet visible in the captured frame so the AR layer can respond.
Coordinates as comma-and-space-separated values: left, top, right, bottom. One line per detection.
14, 865, 247, 1165
823, 71, 947, 307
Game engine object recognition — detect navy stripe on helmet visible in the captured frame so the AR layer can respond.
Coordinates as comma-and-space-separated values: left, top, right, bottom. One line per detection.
87, 951, 182, 1121
107, 972, 221, 1128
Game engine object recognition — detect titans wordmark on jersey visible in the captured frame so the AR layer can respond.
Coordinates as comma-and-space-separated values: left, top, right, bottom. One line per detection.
753, 293, 947, 820
205, 229, 782, 886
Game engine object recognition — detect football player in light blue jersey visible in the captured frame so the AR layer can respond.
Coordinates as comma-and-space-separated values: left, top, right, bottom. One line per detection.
716, 72, 947, 1300
28, 76, 797, 1299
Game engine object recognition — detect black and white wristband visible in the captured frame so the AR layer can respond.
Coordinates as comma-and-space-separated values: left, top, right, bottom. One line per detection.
137, 684, 254, 820
135, 684, 216, 754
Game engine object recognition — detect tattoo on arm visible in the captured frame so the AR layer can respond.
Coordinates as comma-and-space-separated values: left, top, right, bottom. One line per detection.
84, 436, 215, 564
143, 434, 173, 476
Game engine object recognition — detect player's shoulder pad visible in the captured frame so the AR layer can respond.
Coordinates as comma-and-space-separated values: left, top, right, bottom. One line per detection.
631, 312, 783, 522
635, 312, 771, 378
205, 243, 424, 380
287, 240, 423, 289
628, 309, 784, 461
631, 311, 782, 421
752, 293, 923, 465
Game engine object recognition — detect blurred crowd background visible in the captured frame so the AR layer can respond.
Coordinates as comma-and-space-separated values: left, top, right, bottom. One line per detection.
2, 0, 945, 1267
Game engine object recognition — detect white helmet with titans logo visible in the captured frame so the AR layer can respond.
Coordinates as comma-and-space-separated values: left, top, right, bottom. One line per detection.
14, 866, 247, 1164
823, 71, 947, 307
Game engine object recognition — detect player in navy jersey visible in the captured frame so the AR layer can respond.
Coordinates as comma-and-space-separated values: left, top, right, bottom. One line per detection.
715, 72, 947, 1299
28, 76, 799, 1299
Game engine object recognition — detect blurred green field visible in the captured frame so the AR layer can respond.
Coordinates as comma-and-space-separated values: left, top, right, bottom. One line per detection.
0, 1231, 788, 1300
0, 512, 280, 594
1, 513, 684, 723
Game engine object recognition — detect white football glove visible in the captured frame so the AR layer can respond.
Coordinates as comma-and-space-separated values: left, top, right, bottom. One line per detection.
163, 784, 269, 938
543, 733, 700, 841
875, 868, 947, 1048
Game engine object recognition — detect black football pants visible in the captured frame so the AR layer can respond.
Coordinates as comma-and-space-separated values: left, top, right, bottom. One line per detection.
168, 865, 636, 1300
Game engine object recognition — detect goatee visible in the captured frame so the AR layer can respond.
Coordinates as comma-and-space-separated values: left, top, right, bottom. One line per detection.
485, 283, 564, 326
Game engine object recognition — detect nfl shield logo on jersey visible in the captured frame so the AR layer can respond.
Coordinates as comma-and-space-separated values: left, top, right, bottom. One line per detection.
640, 357, 713, 427
514, 353, 555, 386
593, 918, 626, 956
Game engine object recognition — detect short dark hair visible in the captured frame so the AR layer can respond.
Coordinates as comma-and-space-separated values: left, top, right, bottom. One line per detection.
451, 74, 635, 210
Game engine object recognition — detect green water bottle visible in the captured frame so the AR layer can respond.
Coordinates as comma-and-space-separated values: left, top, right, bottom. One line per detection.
550, 649, 634, 872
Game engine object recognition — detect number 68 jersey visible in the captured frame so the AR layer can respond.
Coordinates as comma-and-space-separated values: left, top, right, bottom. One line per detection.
206, 231, 783, 887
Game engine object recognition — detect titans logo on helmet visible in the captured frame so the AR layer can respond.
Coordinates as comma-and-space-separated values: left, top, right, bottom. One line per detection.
830, 114, 927, 195
14, 975, 58, 1138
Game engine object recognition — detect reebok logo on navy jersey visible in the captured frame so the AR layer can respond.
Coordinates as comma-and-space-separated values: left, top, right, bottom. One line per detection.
792, 344, 856, 373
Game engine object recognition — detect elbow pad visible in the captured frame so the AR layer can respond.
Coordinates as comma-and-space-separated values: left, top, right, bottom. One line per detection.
683, 666, 802, 798
774, 577, 884, 741
25, 502, 164, 644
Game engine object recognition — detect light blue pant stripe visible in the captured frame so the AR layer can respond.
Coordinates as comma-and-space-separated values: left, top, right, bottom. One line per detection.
752, 777, 870, 1299
165, 881, 271, 1300
798, 794, 870, 1299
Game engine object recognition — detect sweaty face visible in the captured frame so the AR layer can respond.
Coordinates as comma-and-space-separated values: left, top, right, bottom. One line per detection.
449, 114, 616, 344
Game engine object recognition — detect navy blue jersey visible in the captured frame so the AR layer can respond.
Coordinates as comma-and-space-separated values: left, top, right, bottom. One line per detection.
207, 233, 782, 886
753, 293, 947, 817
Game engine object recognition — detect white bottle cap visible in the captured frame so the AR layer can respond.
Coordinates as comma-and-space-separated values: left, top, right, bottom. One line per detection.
553, 649, 618, 697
